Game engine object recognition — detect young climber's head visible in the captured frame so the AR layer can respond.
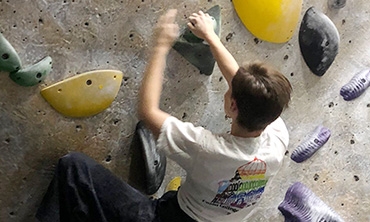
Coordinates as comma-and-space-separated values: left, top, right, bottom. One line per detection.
227, 61, 292, 132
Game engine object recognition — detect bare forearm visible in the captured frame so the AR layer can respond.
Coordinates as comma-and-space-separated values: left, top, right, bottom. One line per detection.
138, 46, 169, 121
206, 33, 239, 87
139, 46, 167, 116
137, 9, 178, 138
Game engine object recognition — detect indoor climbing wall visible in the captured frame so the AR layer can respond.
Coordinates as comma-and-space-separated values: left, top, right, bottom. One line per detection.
0, 0, 369, 221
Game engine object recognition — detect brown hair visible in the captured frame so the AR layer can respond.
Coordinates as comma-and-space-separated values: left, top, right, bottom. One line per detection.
231, 61, 292, 131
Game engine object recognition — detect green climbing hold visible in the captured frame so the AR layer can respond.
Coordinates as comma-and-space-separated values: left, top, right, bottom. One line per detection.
182, 15, 218, 43
9, 56, 52, 86
173, 5, 221, 75
0, 33, 22, 73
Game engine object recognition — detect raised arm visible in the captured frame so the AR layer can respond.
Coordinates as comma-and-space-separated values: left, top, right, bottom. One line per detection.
138, 9, 179, 138
188, 11, 239, 87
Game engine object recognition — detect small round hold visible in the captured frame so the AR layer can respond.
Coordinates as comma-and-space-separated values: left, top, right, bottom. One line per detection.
328, 0, 346, 9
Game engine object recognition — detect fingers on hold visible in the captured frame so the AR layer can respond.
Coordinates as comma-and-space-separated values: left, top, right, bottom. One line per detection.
188, 17, 198, 26
186, 22, 193, 30
187, 22, 195, 30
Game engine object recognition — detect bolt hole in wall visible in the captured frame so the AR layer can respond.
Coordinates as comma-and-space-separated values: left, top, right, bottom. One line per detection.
4, 138, 10, 144
75, 125, 82, 132
105, 155, 112, 163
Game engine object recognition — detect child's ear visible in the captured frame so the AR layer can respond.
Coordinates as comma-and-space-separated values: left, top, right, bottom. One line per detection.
230, 99, 238, 113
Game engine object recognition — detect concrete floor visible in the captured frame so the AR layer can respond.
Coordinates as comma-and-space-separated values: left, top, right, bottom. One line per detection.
0, 0, 369, 221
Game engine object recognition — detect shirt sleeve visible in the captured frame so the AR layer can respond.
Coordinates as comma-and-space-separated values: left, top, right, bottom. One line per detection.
157, 116, 208, 170
266, 117, 289, 149
259, 117, 289, 176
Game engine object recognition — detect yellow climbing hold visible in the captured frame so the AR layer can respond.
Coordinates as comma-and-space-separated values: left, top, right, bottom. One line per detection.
232, 0, 302, 43
41, 70, 123, 118
165, 177, 182, 192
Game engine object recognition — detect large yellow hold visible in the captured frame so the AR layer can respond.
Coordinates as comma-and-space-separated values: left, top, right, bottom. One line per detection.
41, 70, 123, 118
232, 0, 302, 43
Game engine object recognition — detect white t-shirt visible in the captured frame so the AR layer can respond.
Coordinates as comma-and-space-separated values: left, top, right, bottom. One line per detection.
157, 116, 289, 222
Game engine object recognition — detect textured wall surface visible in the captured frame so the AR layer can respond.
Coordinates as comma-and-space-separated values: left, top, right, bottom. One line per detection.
0, 0, 369, 221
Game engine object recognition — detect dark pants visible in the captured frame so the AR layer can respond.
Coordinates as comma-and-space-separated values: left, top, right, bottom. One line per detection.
36, 152, 195, 222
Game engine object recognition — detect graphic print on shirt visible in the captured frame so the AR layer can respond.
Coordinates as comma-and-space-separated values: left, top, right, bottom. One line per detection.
204, 157, 268, 213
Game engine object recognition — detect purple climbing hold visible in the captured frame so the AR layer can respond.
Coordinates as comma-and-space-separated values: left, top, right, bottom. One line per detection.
340, 69, 370, 101
278, 182, 344, 222
291, 125, 331, 163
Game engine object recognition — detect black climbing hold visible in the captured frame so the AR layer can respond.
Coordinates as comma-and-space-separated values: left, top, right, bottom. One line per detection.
299, 7, 339, 76
9, 56, 52, 86
278, 182, 344, 222
0, 33, 22, 73
129, 121, 166, 195
173, 5, 221, 75
328, 0, 346, 9
340, 69, 370, 101
291, 125, 331, 163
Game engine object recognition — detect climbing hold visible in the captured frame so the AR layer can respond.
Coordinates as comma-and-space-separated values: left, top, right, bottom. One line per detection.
40, 70, 123, 118
299, 7, 340, 76
340, 69, 370, 101
165, 177, 182, 192
0, 33, 22, 73
232, 0, 302, 43
9, 56, 52, 87
172, 5, 221, 75
182, 14, 218, 44
132, 121, 166, 195
291, 125, 331, 163
278, 182, 344, 222
328, 0, 346, 9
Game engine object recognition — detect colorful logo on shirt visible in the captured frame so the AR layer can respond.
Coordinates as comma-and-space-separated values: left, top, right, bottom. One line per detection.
204, 157, 268, 213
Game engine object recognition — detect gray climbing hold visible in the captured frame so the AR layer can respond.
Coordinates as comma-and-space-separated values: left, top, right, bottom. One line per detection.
9, 56, 52, 87
278, 182, 344, 222
299, 7, 340, 76
173, 5, 221, 75
291, 125, 331, 163
328, 0, 346, 9
0, 33, 22, 73
129, 121, 166, 195
340, 69, 370, 101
